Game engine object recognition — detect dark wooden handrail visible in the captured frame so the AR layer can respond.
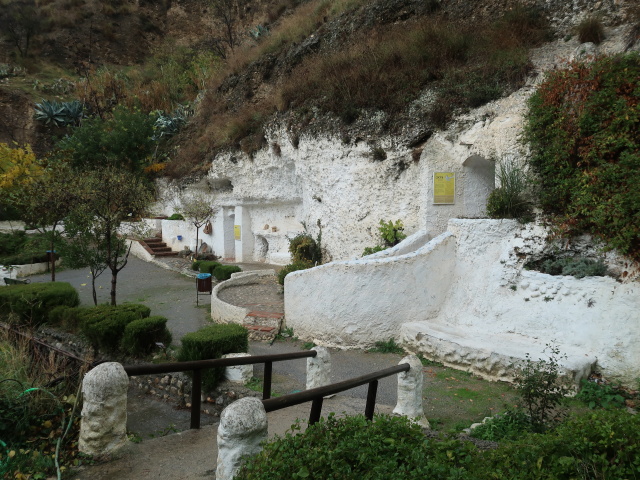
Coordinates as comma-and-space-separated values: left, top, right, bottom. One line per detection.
263, 363, 410, 424
122, 350, 317, 429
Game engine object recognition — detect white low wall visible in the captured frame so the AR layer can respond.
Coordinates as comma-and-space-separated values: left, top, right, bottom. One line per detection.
286, 218, 640, 386
284, 232, 456, 347
211, 270, 277, 324
1, 260, 61, 283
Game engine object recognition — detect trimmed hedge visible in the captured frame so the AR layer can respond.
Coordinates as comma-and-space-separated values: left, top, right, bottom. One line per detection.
0, 282, 79, 326
121, 315, 173, 355
178, 323, 248, 390
277, 260, 313, 285
213, 265, 242, 281
78, 304, 151, 352
198, 261, 221, 275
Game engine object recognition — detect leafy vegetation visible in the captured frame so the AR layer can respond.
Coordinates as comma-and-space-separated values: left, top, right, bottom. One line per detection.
486, 156, 533, 221
513, 344, 570, 432
363, 219, 407, 256
576, 15, 605, 44
236, 409, 640, 479
528, 256, 608, 279
367, 338, 404, 354
524, 53, 640, 261
277, 260, 313, 286
575, 379, 626, 409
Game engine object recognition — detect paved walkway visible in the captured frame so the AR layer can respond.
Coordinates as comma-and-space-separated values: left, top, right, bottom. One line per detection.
29, 253, 404, 479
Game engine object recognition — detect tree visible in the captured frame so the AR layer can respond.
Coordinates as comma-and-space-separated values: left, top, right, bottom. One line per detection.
60, 213, 108, 306
209, 0, 247, 58
15, 168, 79, 281
178, 192, 218, 257
67, 167, 153, 305
0, 0, 43, 57
55, 107, 156, 174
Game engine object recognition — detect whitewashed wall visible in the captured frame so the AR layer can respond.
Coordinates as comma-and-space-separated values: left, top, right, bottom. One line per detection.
284, 232, 457, 347
286, 219, 640, 386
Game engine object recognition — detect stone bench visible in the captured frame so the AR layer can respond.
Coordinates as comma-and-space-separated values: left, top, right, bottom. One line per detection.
401, 321, 596, 388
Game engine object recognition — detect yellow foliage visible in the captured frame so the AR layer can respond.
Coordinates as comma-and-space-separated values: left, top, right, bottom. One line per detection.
0, 143, 43, 190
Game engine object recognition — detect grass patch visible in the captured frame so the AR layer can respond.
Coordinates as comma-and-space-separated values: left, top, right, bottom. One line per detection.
367, 338, 404, 354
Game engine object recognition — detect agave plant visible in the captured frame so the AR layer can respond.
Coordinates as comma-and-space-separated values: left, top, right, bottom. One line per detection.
61, 100, 84, 126
152, 107, 188, 140
34, 99, 67, 127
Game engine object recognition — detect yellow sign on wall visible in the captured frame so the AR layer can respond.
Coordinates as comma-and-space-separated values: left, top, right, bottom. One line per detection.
433, 172, 456, 204
234, 225, 241, 240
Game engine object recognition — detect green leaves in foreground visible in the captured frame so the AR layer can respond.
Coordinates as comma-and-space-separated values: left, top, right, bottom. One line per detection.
236, 410, 640, 480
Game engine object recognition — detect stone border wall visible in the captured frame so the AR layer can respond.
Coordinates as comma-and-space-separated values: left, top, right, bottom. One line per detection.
210, 270, 277, 325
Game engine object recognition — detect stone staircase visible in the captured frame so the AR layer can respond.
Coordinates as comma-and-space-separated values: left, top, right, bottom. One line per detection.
139, 234, 178, 257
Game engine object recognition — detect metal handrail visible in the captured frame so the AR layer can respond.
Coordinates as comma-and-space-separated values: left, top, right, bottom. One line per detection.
122, 350, 317, 429
263, 363, 410, 424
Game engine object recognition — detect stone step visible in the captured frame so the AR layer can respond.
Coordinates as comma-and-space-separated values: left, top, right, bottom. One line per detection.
153, 251, 179, 257
151, 246, 172, 253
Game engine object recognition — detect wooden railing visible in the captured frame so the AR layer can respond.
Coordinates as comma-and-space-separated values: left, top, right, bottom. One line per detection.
123, 350, 317, 429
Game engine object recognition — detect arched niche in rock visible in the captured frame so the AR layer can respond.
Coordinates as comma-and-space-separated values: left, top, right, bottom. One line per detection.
462, 155, 495, 218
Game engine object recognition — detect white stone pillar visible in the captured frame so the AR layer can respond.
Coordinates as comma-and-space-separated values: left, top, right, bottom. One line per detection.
392, 355, 430, 428
216, 397, 268, 480
306, 346, 331, 390
79, 362, 129, 456
222, 353, 253, 384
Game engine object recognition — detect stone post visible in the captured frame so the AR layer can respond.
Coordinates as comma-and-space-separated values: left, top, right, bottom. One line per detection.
216, 397, 268, 480
222, 353, 253, 384
306, 346, 331, 390
79, 362, 129, 456
393, 355, 430, 428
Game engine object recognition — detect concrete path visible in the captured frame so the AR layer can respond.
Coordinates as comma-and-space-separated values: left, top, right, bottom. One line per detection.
29, 254, 404, 479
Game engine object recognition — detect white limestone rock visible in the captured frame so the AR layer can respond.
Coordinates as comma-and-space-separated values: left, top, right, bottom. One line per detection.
222, 353, 253, 384
79, 362, 129, 456
393, 355, 430, 429
216, 397, 268, 480
306, 346, 331, 390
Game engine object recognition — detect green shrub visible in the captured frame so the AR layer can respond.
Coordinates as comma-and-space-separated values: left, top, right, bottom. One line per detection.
362, 245, 385, 256
78, 304, 151, 352
46, 305, 81, 331
575, 379, 625, 409
277, 260, 313, 285
198, 261, 222, 275
536, 256, 608, 278
524, 53, 640, 260
288, 234, 321, 264
167, 213, 184, 220
213, 265, 242, 281
236, 414, 475, 480
0, 282, 79, 326
191, 260, 201, 271
177, 324, 248, 390
470, 409, 533, 441
513, 344, 570, 432
486, 157, 533, 221
473, 409, 640, 479
121, 315, 172, 356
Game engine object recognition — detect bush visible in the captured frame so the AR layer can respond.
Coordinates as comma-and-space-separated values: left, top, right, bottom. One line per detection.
288, 234, 321, 264
473, 409, 640, 479
536, 256, 608, 278
191, 260, 201, 271
277, 260, 314, 285
513, 344, 570, 432
78, 304, 151, 352
362, 245, 385, 256
486, 157, 532, 221
167, 213, 184, 220
470, 409, 533, 441
213, 265, 242, 281
236, 414, 475, 480
178, 324, 248, 390
575, 379, 625, 409
524, 53, 640, 260
576, 16, 605, 44
0, 282, 79, 326
121, 315, 172, 356
198, 261, 222, 275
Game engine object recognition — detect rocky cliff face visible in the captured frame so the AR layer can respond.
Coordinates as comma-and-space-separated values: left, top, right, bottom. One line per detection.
187, 15, 637, 262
